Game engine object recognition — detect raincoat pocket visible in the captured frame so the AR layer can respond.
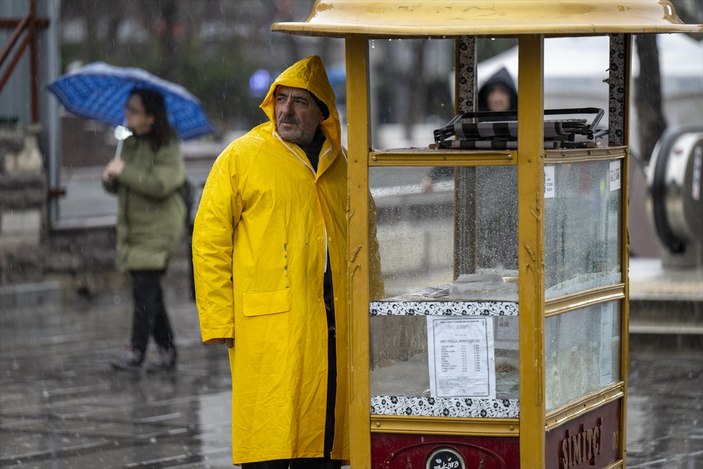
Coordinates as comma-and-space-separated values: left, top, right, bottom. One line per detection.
242, 288, 291, 316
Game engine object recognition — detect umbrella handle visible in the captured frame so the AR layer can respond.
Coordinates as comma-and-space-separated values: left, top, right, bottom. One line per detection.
114, 139, 124, 160
113, 124, 132, 160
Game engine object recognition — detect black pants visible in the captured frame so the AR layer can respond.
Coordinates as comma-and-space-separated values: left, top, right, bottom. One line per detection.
241, 459, 342, 469
129, 270, 175, 357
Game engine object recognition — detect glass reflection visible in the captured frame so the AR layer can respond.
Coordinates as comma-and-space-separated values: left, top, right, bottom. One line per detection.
545, 301, 621, 411
369, 38, 455, 150
371, 166, 518, 298
544, 160, 622, 298
370, 315, 519, 401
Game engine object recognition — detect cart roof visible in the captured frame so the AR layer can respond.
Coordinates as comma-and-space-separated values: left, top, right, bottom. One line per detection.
272, 0, 702, 37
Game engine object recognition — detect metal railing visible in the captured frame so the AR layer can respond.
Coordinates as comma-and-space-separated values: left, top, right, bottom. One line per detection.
0, 0, 49, 123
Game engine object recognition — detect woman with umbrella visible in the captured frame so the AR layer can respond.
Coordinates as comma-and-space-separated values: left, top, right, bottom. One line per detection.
102, 88, 186, 373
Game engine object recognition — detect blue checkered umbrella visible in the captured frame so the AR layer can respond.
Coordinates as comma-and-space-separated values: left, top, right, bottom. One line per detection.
47, 62, 213, 140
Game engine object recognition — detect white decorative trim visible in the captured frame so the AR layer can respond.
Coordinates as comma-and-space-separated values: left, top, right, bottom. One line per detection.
608, 34, 627, 146
371, 396, 519, 418
457, 36, 477, 114
370, 301, 518, 316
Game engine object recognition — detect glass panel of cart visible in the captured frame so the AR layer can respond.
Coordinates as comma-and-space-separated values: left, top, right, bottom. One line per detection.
369, 166, 519, 418
545, 301, 621, 411
544, 159, 622, 299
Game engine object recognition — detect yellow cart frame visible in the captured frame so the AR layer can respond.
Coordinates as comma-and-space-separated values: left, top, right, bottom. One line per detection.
273, 2, 701, 467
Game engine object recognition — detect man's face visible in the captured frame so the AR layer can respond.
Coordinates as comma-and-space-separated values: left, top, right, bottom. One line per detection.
274, 85, 323, 146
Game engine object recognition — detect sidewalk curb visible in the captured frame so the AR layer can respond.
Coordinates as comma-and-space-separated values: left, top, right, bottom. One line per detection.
0, 280, 62, 311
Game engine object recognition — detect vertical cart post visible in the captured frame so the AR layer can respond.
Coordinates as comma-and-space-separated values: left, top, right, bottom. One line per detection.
346, 35, 373, 465
517, 34, 546, 468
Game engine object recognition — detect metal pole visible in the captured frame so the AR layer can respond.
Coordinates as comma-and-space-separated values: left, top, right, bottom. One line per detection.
47, 0, 62, 225
454, 35, 478, 278
29, 0, 39, 122
0, 16, 29, 68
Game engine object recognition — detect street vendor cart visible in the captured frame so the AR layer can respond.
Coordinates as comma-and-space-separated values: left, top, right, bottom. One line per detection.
274, 2, 701, 467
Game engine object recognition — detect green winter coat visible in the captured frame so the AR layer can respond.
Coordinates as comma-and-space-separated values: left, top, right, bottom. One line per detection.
104, 136, 186, 272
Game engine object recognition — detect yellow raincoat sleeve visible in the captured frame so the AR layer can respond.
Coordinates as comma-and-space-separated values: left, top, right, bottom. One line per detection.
192, 148, 242, 343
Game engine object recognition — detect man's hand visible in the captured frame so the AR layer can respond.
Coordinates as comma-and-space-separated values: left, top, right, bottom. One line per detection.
209, 338, 234, 348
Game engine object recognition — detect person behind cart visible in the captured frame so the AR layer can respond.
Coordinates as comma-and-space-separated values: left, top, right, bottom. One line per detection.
422, 67, 517, 192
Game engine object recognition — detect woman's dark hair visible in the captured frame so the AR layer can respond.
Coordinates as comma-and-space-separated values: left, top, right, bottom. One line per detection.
130, 88, 176, 150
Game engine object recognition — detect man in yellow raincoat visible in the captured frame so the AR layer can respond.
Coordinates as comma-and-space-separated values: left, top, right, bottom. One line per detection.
192, 56, 351, 468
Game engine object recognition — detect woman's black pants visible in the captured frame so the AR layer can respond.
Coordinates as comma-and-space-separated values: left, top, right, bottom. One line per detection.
129, 270, 175, 356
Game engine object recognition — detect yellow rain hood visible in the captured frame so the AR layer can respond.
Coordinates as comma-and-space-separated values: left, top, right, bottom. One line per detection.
272, 0, 702, 37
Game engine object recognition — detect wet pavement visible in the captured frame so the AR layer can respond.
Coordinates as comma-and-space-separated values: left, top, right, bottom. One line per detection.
626, 340, 703, 468
0, 276, 235, 469
1, 267, 702, 468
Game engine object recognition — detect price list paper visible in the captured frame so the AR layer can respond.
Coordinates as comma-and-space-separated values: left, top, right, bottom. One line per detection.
427, 317, 496, 398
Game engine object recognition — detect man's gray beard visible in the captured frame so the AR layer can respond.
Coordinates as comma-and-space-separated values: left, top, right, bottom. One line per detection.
278, 127, 313, 146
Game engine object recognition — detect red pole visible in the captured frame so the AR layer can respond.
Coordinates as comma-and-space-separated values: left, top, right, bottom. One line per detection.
0, 16, 28, 69
0, 35, 30, 91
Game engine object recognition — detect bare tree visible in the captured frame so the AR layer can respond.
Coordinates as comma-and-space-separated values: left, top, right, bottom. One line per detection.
404, 41, 427, 140
634, 35, 667, 164
157, 0, 179, 82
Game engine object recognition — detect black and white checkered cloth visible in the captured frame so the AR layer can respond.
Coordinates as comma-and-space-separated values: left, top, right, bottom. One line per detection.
438, 139, 562, 150
432, 108, 605, 150
452, 119, 589, 140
